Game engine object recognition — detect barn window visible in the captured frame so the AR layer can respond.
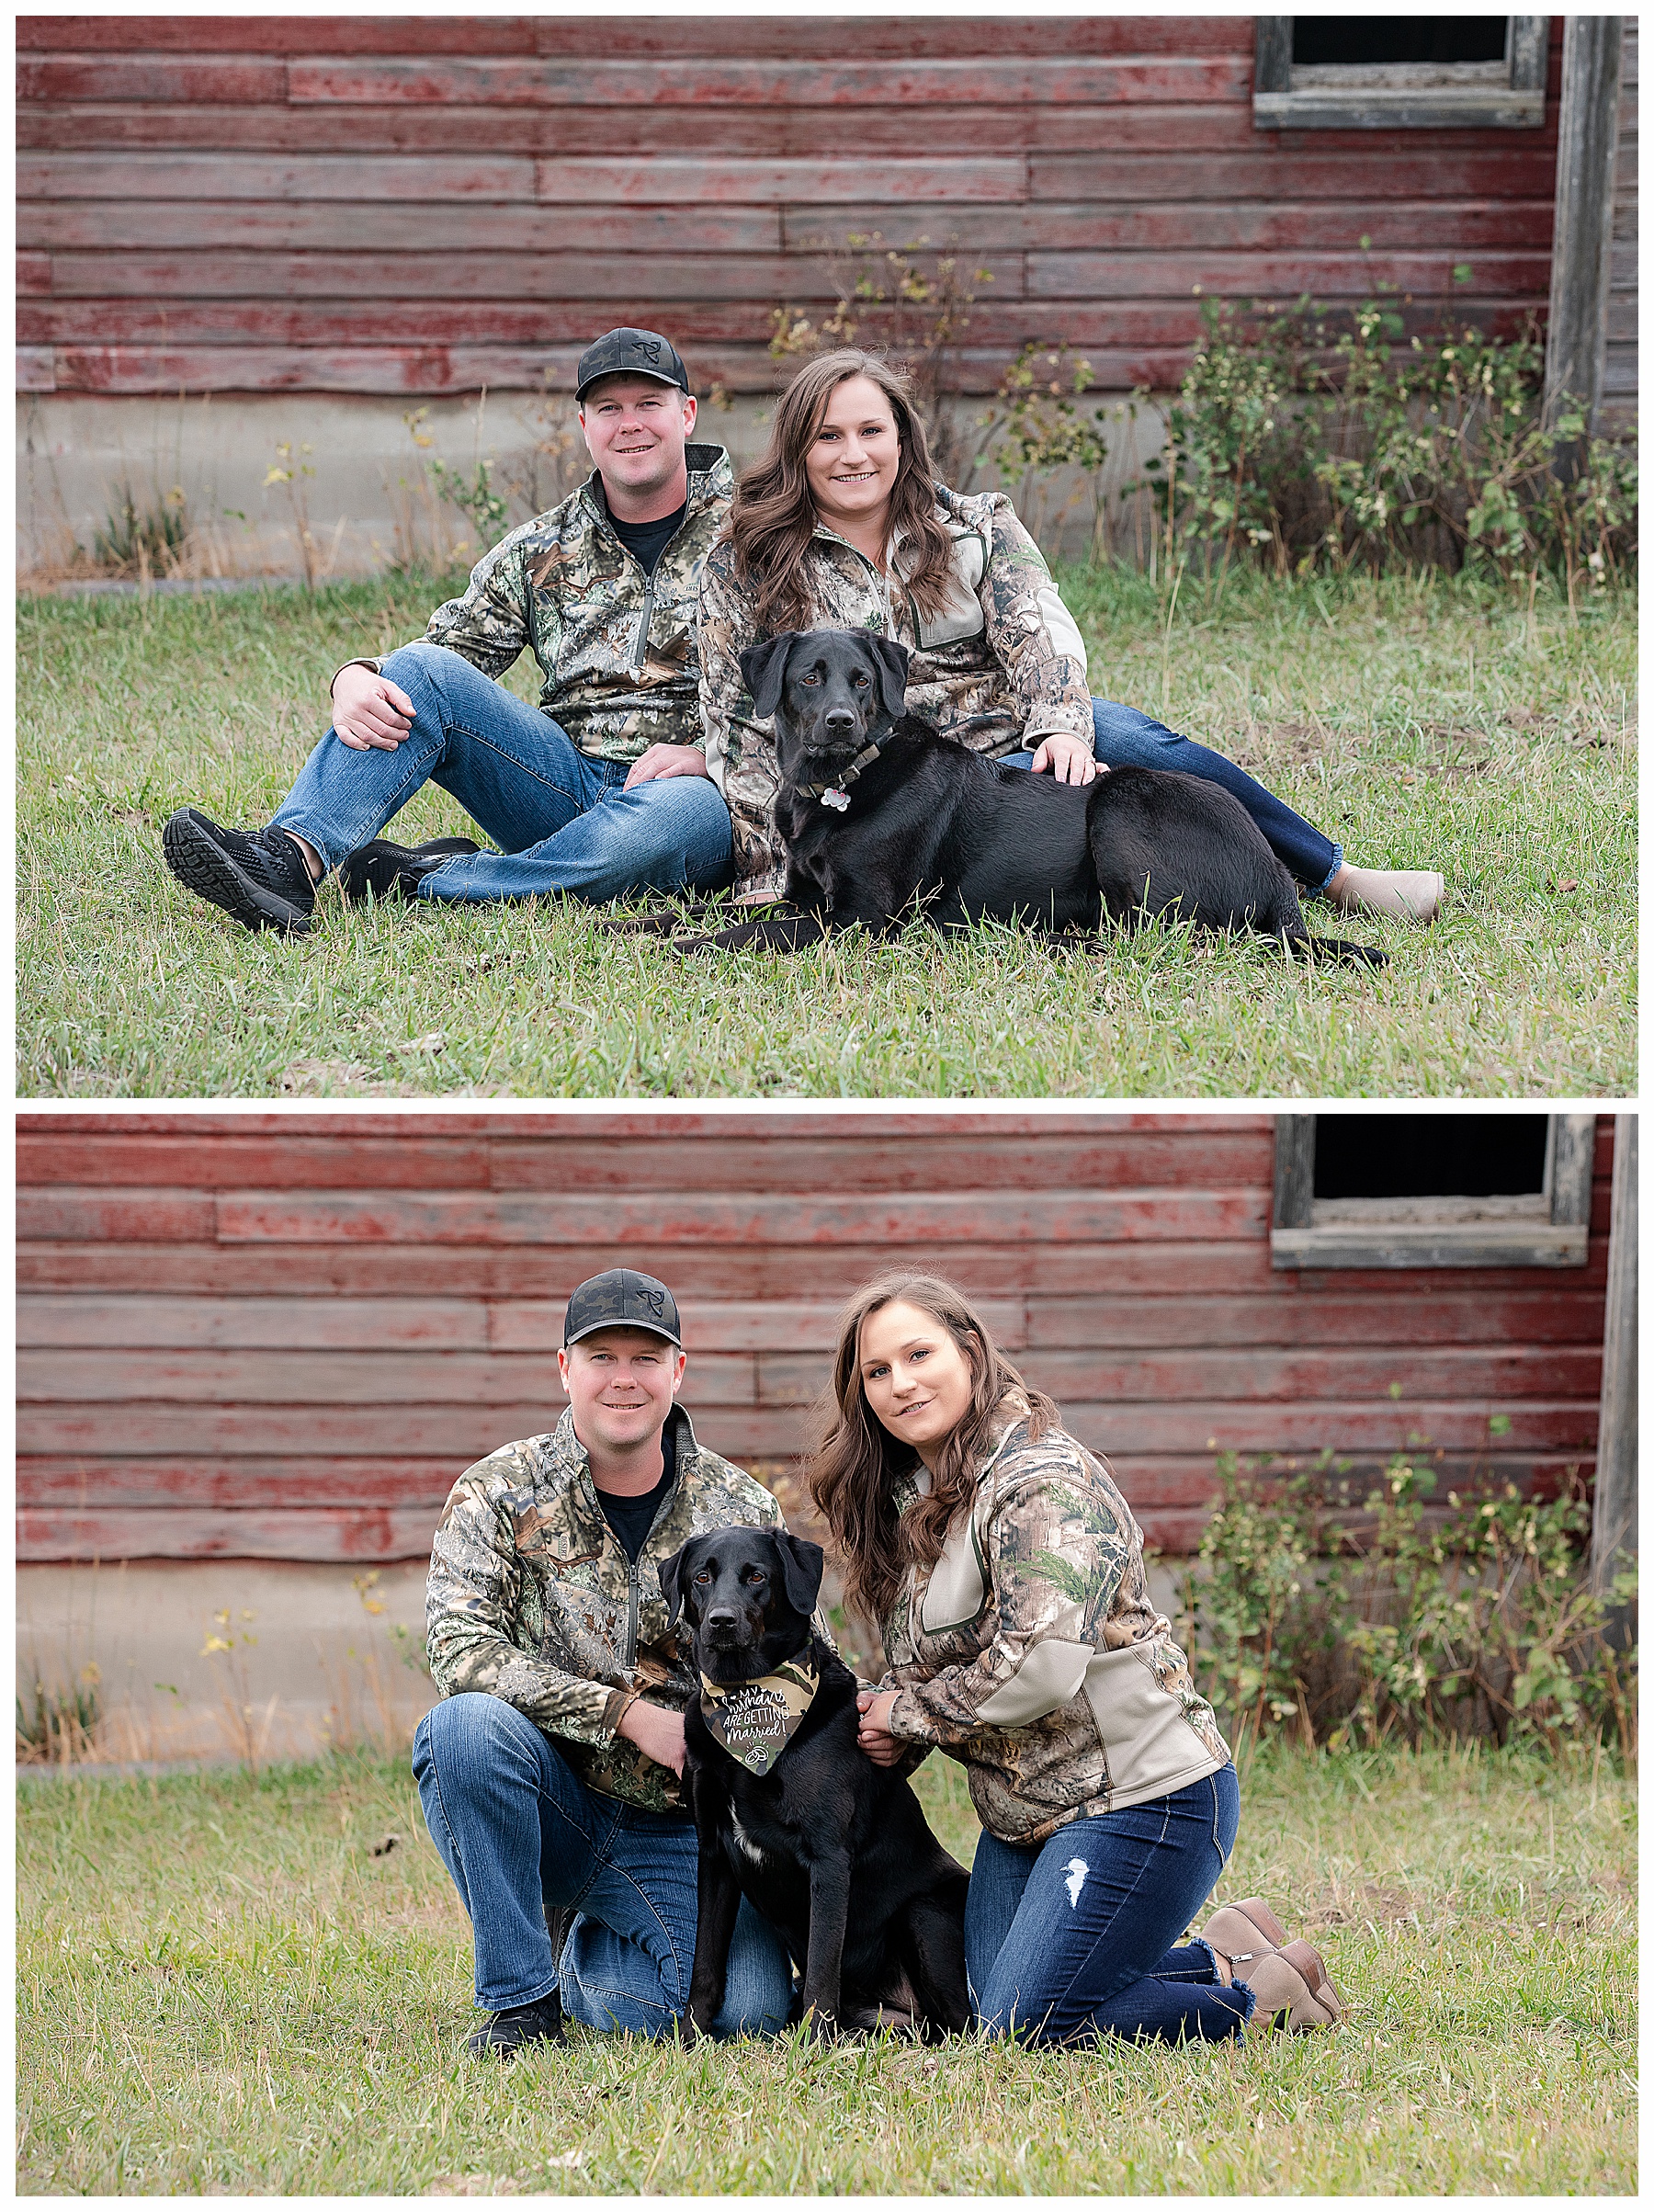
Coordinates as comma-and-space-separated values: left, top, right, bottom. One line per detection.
1271, 1114, 1594, 1267
1254, 17, 1549, 129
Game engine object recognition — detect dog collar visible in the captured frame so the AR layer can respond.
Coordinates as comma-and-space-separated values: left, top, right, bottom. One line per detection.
698, 1655, 819, 1775
800, 725, 898, 811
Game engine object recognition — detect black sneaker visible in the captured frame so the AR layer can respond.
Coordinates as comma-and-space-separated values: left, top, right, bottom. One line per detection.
161, 808, 318, 936
465, 1989, 565, 2059
340, 835, 481, 906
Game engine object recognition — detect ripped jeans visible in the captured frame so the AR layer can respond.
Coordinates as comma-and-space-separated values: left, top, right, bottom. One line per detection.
964, 1764, 1252, 2044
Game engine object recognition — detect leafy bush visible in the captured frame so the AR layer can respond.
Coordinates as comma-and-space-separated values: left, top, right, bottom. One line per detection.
1182, 1439, 1637, 1759
1139, 290, 1637, 590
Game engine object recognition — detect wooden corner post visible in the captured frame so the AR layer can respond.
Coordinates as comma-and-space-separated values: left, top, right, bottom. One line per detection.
1545, 16, 1626, 444
1590, 1115, 1637, 1628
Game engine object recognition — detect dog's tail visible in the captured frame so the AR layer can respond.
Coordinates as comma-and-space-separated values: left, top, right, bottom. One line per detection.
1281, 929, 1388, 970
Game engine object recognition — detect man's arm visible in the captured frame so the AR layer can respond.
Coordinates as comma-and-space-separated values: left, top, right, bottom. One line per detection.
426, 1477, 637, 1750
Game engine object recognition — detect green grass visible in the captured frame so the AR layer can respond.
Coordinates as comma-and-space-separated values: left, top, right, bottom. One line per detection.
17, 1740, 1635, 2194
17, 565, 1636, 1096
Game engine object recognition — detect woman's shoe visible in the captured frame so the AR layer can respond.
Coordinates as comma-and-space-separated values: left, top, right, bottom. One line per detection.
1327, 865, 1444, 924
1240, 1939, 1342, 2034
1199, 1895, 1291, 1976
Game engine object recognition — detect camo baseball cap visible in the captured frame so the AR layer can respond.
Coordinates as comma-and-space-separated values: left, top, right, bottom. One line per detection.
563, 1267, 683, 1348
575, 327, 691, 403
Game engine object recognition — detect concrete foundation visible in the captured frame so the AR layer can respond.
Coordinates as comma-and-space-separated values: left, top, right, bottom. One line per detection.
17, 390, 1168, 579
17, 1555, 1187, 1768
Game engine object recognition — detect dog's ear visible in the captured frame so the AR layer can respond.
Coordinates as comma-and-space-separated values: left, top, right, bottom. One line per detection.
739, 633, 798, 722
773, 1530, 825, 1619
862, 631, 911, 721
657, 1538, 695, 1629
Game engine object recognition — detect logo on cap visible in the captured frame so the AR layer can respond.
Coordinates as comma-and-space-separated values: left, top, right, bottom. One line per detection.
632, 337, 663, 365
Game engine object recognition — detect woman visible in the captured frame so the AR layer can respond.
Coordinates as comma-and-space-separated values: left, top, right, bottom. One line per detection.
810, 1273, 1343, 2045
698, 348, 1442, 921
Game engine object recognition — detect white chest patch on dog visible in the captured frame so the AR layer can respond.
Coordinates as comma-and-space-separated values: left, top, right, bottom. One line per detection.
821, 788, 851, 812
730, 1811, 770, 1867
1063, 1857, 1089, 1908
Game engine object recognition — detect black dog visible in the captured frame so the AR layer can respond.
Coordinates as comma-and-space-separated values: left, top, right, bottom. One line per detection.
658, 1525, 970, 2041
689, 628, 1382, 965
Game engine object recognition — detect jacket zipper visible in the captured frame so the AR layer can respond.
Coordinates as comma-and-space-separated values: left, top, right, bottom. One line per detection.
622, 1444, 685, 1669
621, 505, 696, 683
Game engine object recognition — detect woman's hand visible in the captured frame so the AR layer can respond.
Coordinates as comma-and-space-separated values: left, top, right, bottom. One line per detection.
855, 1688, 904, 1766
623, 743, 712, 791
1029, 732, 1098, 786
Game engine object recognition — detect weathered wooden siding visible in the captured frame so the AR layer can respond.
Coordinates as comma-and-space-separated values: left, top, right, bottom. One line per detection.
17, 15, 1564, 399
1604, 18, 1637, 431
17, 1112, 1612, 1565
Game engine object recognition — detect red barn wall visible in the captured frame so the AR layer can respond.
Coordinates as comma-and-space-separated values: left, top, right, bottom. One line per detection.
17, 1112, 1612, 1567
18, 14, 1565, 401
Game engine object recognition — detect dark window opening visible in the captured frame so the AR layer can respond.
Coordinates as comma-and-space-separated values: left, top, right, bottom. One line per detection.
1313, 1116, 1548, 1202
1292, 18, 1510, 68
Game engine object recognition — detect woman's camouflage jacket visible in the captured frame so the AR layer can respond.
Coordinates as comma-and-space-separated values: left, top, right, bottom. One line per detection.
363, 444, 735, 766
697, 484, 1095, 899
425, 1403, 786, 1815
878, 1401, 1230, 1846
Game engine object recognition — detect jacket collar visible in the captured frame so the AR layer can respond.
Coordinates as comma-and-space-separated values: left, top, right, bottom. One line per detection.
581, 444, 732, 531
554, 1401, 698, 1522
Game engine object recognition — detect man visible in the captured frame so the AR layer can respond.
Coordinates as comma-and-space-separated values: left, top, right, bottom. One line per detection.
161, 328, 732, 935
414, 1266, 798, 2056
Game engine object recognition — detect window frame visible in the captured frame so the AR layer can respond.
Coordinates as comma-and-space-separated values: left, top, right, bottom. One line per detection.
1271, 1113, 1594, 1268
1253, 17, 1549, 130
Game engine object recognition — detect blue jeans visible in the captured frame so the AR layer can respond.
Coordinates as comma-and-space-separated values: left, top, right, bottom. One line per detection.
271, 641, 733, 904
964, 1764, 1252, 2046
412, 1692, 793, 2036
1002, 700, 1342, 894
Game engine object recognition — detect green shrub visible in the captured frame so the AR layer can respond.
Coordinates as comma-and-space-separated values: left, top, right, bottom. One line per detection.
1182, 1439, 1637, 1758
1137, 290, 1637, 588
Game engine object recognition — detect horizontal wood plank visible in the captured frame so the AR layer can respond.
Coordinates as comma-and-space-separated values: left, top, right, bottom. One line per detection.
16, 19, 1254, 60
20, 201, 784, 255
209, 1189, 1270, 1247
1025, 1288, 1608, 1349
1027, 250, 1553, 301
17, 1399, 1599, 1463
1031, 152, 1559, 201
285, 58, 1252, 108
786, 199, 1557, 254
26, 1236, 1603, 1300
17, 1133, 495, 1189
17, 1447, 1574, 1514
17, 1296, 494, 1351
16, 100, 1277, 159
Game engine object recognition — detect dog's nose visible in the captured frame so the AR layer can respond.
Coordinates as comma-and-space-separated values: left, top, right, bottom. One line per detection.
706, 1606, 740, 1629
823, 708, 856, 736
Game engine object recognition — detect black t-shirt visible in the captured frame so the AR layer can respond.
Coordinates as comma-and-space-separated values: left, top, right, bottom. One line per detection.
595, 1422, 678, 1562
610, 502, 686, 577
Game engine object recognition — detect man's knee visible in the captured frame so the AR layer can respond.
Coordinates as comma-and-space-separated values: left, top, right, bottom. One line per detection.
380, 640, 480, 702
414, 1691, 546, 1779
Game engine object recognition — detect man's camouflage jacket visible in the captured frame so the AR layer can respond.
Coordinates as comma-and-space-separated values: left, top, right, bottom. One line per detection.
697, 484, 1096, 899
388, 443, 735, 766
425, 1402, 787, 1815
878, 1399, 1231, 1846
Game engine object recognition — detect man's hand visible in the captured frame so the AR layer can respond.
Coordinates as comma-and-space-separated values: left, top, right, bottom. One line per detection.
623, 743, 711, 791
855, 1688, 904, 1767
1029, 732, 1099, 786
617, 1697, 686, 1775
332, 664, 417, 753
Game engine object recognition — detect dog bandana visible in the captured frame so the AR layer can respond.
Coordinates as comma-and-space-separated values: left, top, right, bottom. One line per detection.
697, 1656, 820, 1776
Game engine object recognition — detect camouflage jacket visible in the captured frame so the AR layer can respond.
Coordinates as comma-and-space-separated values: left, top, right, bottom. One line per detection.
375, 444, 735, 766
878, 1401, 1230, 1846
425, 1403, 787, 1815
697, 485, 1095, 898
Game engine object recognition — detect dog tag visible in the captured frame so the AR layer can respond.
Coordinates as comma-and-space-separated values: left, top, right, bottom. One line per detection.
821, 788, 851, 812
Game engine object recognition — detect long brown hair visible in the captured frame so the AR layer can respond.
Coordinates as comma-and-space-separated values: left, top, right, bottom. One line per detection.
726, 349, 957, 638
809, 1273, 1057, 1629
